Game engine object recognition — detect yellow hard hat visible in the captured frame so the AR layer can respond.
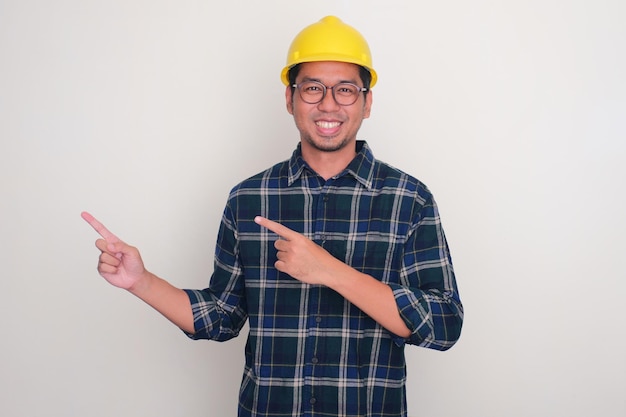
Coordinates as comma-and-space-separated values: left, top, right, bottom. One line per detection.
281, 16, 377, 88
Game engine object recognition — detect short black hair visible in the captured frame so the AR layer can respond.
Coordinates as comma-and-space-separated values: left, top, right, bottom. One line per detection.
288, 63, 372, 94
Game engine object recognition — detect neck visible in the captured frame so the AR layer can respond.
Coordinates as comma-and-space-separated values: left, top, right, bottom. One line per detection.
301, 144, 357, 180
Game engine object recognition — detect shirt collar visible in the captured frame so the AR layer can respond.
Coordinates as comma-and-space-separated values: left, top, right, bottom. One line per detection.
287, 140, 376, 190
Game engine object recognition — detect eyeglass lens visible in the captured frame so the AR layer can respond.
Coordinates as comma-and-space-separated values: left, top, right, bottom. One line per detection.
297, 81, 362, 105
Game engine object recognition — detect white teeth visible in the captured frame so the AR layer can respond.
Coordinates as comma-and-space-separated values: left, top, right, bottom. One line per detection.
316, 121, 340, 129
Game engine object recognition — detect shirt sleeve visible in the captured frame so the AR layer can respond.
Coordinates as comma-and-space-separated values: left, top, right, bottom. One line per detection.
390, 193, 464, 350
183, 203, 248, 341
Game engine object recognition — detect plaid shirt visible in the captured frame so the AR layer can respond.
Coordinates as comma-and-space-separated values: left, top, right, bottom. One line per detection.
184, 141, 463, 417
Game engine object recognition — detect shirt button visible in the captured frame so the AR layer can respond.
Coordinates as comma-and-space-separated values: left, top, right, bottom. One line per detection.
311, 357, 319, 364
310, 397, 317, 405
315, 316, 322, 323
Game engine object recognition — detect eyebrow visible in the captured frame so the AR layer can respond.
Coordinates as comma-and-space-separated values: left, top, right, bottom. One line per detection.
300, 76, 358, 85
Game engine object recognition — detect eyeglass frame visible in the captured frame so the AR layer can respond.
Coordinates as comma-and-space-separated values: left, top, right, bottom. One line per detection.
291, 80, 369, 106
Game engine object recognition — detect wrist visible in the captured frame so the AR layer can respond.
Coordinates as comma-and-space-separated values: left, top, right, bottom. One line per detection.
322, 259, 357, 291
127, 270, 155, 297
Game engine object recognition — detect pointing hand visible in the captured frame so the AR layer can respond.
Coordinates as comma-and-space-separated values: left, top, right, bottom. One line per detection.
254, 216, 343, 285
81, 211, 147, 290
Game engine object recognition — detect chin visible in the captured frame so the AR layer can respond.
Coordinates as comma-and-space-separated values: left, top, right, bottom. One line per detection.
306, 136, 351, 153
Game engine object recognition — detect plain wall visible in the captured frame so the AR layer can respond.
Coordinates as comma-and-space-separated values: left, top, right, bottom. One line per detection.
1, 1, 624, 416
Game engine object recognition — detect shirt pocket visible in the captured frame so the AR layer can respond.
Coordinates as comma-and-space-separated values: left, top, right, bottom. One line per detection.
323, 233, 399, 281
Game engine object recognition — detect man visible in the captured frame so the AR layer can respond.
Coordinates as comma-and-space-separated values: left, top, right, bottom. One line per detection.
83, 16, 463, 417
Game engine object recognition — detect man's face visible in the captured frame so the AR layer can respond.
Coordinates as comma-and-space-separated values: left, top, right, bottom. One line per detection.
286, 61, 372, 154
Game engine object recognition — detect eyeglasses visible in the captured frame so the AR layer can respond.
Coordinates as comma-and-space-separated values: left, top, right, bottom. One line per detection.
292, 80, 368, 106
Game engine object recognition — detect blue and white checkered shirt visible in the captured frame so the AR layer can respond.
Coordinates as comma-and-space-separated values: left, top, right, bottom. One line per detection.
185, 141, 463, 417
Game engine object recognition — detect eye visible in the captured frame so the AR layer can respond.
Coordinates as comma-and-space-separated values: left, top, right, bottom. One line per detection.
302, 82, 323, 93
336, 84, 358, 95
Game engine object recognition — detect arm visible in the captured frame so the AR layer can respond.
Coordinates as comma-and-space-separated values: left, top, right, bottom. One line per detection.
392, 195, 463, 349
254, 216, 411, 338
324, 262, 412, 338
81, 212, 194, 334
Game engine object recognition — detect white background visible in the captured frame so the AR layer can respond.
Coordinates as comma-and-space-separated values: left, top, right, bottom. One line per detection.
1, 1, 625, 416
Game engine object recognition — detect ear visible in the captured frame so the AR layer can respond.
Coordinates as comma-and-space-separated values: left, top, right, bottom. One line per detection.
285, 85, 294, 115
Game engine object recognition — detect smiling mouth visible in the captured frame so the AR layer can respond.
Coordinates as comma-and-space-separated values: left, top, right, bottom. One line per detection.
316, 121, 341, 129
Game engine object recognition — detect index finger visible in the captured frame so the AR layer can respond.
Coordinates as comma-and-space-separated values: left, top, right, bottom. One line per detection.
254, 216, 298, 240
81, 211, 121, 243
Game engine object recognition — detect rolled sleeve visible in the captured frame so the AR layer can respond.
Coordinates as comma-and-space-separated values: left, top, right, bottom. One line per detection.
390, 194, 464, 350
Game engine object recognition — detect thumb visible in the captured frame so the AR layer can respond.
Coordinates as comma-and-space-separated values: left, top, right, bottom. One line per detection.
106, 240, 133, 257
